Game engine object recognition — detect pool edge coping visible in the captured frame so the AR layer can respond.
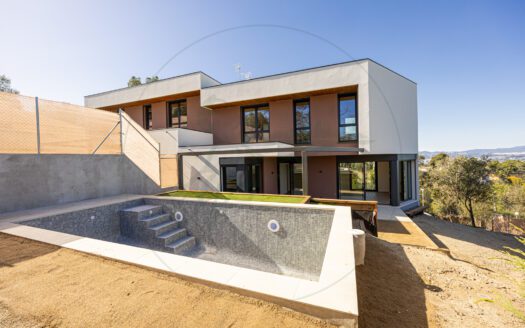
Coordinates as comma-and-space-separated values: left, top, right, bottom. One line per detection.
0, 196, 358, 323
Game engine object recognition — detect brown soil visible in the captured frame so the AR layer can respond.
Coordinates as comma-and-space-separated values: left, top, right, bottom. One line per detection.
0, 234, 334, 328
1, 213, 524, 327
358, 214, 525, 328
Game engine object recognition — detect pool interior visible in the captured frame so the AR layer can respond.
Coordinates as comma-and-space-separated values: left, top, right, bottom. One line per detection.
21, 197, 335, 281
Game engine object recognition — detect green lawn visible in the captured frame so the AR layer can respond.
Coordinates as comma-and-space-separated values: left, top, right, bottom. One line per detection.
159, 190, 309, 204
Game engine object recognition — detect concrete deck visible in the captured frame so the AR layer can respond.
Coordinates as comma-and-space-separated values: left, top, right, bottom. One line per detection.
377, 205, 438, 249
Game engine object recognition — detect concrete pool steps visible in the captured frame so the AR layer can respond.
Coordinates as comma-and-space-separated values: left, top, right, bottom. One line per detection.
165, 236, 196, 254
139, 213, 171, 227
120, 204, 197, 255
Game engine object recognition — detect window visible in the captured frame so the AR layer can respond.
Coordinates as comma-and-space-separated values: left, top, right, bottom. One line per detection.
221, 164, 261, 193
400, 160, 413, 201
242, 105, 269, 143
338, 94, 357, 142
167, 100, 187, 128
294, 99, 311, 144
143, 105, 152, 130
338, 161, 377, 200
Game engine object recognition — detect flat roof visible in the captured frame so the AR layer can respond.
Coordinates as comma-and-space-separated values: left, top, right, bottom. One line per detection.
85, 71, 221, 98
203, 58, 416, 89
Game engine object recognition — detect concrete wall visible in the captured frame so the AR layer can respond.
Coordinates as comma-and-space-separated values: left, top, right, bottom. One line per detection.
149, 128, 213, 155
0, 155, 161, 213
368, 61, 418, 154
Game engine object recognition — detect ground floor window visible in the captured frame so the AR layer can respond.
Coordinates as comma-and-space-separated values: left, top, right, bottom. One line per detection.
338, 161, 377, 200
220, 163, 261, 193
399, 160, 413, 201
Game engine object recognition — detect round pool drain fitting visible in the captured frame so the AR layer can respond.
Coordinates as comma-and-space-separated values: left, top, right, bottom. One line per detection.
267, 219, 280, 232
175, 211, 184, 222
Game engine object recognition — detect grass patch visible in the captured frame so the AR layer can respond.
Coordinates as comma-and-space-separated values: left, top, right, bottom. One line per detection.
159, 190, 308, 204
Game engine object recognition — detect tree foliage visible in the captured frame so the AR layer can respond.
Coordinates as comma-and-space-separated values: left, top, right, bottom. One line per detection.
425, 156, 492, 227
0, 75, 19, 94
127, 76, 142, 87
421, 154, 525, 228
127, 75, 159, 87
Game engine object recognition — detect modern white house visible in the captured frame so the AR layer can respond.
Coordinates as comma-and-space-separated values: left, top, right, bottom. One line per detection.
85, 58, 419, 208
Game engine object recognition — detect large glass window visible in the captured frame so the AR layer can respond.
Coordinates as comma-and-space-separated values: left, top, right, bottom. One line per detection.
221, 164, 261, 193
167, 100, 187, 128
242, 105, 269, 143
294, 99, 311, 144
338, 161, 377, 200
338, 94, 357, 142
143, 105, 152, 130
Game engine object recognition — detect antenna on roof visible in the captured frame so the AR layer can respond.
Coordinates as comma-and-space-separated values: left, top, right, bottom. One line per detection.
234, 63, 253, 80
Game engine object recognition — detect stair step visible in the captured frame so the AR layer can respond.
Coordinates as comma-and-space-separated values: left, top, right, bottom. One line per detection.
139, 213, 171, 227
158, 228, 188, 245
122, 205, 163, 220
150, 221, 178, 236
165, 236, 196, 255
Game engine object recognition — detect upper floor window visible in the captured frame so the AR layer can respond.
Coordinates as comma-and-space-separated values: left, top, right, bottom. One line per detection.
338, 94, 357, 142
143, 105, 152, 130
294, 99, 311, 144
242, 104, 269, 143
167, 100, 187, 128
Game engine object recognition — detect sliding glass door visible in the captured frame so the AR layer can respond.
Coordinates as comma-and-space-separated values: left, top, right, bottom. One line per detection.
338, 161, 377, 200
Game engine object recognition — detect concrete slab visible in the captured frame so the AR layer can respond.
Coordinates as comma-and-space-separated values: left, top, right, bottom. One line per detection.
377, 205, 438, 248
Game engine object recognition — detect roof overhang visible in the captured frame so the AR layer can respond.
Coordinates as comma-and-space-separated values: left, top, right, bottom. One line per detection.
178, 142, 363, 156
84, 72, 220, 109
200, 59, 370, 109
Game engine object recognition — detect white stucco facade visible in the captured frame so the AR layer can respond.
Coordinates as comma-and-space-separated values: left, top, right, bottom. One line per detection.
84, 72, 220, 109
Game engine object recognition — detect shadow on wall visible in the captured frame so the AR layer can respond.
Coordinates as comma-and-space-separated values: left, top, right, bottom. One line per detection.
357, 235, 430, 328
0, 154, 161, 213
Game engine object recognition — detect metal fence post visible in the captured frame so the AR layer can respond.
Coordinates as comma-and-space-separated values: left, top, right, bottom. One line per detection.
119, 109, 124, 155
35, 97, 41, 155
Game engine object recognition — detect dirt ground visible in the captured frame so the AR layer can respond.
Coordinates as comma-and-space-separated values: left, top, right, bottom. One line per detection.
1, 213, 524, 327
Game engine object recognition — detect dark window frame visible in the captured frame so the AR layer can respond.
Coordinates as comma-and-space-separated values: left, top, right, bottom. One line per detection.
338, 93, 358, 142
166, 99, 188, 128
293, 98, 311, 145
241, 103, 270, 143
143, 104, 152, 130
399, 160, 413, 201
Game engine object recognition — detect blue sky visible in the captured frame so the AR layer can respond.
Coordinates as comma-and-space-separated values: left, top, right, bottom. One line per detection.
1, 0, 524, 151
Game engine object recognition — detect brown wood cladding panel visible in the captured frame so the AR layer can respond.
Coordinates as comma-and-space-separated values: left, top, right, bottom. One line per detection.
308, 156, 337, 199
187, 96, 212, 133
269, 99, 294, 144
263, 157, 278, 194
211, 106, 241, 144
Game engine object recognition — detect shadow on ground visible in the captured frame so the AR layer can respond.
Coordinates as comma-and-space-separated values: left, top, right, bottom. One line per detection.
0, 233, 59, 267
357, 235, 431, 328
412, 214, 525, 260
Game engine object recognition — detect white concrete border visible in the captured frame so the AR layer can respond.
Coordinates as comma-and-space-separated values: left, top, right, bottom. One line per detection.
0, 196, 358, 324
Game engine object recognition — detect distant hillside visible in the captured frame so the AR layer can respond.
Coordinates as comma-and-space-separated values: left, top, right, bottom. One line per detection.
420, 145, 525, 161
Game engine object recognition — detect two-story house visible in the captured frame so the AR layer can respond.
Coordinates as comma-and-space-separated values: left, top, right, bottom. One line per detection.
85, 59, 418, 208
